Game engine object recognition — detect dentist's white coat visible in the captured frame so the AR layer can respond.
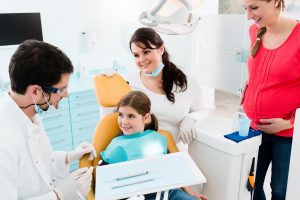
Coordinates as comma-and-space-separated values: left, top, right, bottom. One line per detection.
0, 93, 70, 199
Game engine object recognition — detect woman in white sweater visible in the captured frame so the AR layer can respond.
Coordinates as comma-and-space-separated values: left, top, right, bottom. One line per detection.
126, 27, 212, 145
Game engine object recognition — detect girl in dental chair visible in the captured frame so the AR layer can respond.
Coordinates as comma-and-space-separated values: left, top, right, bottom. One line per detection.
100, 91, 207, 200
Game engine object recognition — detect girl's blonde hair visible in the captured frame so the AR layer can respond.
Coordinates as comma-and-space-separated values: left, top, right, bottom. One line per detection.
117, 91, 158, 131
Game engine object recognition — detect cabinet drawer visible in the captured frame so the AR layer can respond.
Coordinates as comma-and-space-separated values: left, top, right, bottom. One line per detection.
69, 99, 98, 110
49, 132, 73, 150
44, 117, 71, 136
73, 133, 93, 148
72, 118, 99, 137
70, 106, 99, 122
42, 110, 70, 123
57, 98, 69, 111
68, 90, 96, 102
69, 91, 97, 109
70, 161, 79, 172
52, 144, 73, 152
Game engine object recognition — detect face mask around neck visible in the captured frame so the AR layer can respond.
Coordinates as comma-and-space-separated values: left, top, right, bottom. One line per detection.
144, 63, 164, 77
34, 104, 44, 115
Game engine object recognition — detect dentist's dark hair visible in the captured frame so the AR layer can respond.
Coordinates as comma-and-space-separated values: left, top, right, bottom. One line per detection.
9, 39, 74, 94
117, 91, 158, 131
129, 27, 187, 103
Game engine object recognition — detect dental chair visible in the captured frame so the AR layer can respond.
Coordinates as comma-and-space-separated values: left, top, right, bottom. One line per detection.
79, 73, 179, 200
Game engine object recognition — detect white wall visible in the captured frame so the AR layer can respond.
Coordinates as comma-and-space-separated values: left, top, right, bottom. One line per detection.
284, 8, 300, 200
0, 0, 217, 82
190, 14, 250, 94
0, 0, 85, 81
286, 110, 300, 199
199, 0, 218, 14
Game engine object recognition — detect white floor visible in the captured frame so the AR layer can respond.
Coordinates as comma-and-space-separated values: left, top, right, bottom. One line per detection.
214, 89, 272, 200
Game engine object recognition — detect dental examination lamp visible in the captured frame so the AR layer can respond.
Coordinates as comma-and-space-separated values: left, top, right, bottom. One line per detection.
139, 0, 203, 35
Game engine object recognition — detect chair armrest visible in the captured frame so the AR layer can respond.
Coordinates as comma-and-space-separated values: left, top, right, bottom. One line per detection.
157, 129, 179, 153
79, 154, 95, 200
86, 189, 95, 200
79, 154, 93, 168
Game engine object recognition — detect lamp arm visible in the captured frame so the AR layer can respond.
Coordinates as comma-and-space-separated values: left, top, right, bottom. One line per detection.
139, 11, 158, 27
179, 0, 192, 11
150, 0, 168, 15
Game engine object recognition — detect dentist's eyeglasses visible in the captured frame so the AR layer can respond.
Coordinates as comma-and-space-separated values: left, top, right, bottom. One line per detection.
42, 85, 68, 95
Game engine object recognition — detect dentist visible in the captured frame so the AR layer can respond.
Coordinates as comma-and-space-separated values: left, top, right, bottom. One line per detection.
126, 27, 212, 147
0, 40, 95, 199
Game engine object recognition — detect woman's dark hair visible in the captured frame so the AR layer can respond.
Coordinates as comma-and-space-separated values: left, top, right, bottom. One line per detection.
9, 39, 74, 94
117, 91, 158, 131
129, 27, 187, 103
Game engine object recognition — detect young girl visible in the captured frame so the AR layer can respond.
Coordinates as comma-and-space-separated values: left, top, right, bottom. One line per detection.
100, 91, 207, 200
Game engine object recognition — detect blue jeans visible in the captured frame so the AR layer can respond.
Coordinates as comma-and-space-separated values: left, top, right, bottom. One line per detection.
253, 133, 292, 200
145, 188, 198, 200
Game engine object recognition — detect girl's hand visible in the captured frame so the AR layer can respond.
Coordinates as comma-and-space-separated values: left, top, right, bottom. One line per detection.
255, 118, 293, 134
191, 193, 208, 200
184, 186, 208, 200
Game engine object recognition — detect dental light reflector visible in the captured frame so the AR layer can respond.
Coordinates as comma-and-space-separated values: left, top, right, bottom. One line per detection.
139, 0, 203, 35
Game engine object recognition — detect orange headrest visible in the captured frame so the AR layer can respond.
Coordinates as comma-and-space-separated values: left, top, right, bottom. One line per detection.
93, 73, 131, 107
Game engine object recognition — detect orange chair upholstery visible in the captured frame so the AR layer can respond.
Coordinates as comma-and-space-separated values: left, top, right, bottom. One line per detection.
93, 73, 131, 107
79, 73, 179, 200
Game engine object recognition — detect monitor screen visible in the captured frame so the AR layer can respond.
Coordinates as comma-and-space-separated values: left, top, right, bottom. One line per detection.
0, 13, 43, 46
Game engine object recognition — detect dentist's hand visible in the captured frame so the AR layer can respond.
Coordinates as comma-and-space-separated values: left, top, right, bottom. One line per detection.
73, 167, 94, 196
55, 167, 93, 200
68, 141, 96, 163
178, 116, 197, 144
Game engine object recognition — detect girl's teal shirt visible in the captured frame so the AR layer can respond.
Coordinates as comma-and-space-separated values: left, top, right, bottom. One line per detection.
100, 130, 168, 164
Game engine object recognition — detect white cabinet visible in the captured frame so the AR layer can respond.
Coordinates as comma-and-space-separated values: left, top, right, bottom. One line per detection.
189, 116, 261, 200
42, 78, 100, 170
43, 98, 73, 151
69, 90, 99, 148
